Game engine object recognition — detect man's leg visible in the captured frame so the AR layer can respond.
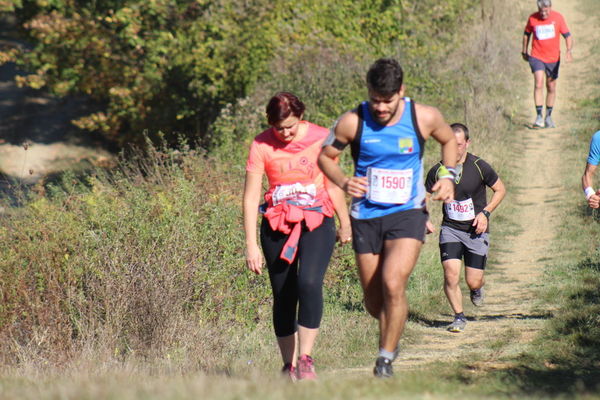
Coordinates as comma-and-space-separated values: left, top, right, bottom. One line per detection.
356, 252, 383, 319
465, 266, 485, 291
378, 238, 422, 353
533, 70, 546, 110
442, 258, 464, 314
545, 76, 557, 108
544, 76, 557, 128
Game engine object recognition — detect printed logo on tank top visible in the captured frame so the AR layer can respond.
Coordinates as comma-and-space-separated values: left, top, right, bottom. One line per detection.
535, 23, 556, 40
398, 138, 414, 154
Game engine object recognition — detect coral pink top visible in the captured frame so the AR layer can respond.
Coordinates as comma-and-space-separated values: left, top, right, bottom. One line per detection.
246, 121, 334, 262
246, 121, 332, 207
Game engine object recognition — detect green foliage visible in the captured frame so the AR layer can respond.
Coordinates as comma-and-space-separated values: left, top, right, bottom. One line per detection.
5, 0, 476, 147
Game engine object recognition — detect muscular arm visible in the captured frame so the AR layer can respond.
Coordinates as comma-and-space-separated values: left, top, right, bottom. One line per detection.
418, 105, 457, 203
484, 178, 506, 214
582, 163, 597, 190
243, 171, 264, 274
472, 177, 506, 234
318, 111, 368, 198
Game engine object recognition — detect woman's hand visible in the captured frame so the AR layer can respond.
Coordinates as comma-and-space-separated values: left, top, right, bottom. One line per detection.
337, 224, 352, 245
245, 243, 264, 275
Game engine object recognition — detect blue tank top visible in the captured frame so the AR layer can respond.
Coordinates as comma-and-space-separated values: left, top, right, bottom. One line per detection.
350, 98, 425, 219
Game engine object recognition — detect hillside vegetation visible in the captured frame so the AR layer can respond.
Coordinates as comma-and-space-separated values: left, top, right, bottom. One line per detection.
4, 0, 600, 399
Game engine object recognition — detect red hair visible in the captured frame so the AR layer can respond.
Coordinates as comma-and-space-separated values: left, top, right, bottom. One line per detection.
266, 92, 305, 125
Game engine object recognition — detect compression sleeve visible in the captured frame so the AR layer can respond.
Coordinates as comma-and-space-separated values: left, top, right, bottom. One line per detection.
322, 128, 348, 150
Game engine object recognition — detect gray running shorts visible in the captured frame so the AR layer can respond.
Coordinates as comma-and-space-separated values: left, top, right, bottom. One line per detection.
528, 56, 560, 80
439, 225, 489, 270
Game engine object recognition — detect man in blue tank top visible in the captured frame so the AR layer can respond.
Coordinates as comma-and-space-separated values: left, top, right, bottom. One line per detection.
582, 130, 600, 208
319, 58, 458, 378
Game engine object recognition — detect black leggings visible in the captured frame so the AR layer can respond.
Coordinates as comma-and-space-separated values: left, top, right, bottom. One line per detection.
260, 217, 336, 337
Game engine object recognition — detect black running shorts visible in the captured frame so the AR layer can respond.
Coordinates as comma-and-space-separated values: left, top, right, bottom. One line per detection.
351, 208, 428, 254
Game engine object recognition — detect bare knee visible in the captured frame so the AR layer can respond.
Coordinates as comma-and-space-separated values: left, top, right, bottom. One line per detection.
382, 278, 407, 306
443, 261, 461, 287
465, 270, 484, 290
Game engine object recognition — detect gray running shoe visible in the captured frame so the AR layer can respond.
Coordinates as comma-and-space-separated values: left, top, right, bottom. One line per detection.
470, 287, 485, 307
533, 114, 544, 128
545, 115, 555, 128
373, 356, 393, 378
447, 316, 467, 333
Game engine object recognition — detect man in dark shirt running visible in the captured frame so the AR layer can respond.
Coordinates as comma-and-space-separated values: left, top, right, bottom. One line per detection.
425, 123, 506, 332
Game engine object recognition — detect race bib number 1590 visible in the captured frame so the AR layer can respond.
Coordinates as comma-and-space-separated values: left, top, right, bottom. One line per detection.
367, 167, 412, 204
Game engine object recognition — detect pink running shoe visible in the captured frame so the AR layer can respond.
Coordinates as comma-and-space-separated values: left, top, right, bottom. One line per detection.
281, 363, 297, 382
297, 354, 317, 380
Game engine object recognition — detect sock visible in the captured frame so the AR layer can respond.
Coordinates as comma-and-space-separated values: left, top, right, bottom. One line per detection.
455, 312, 466, 320
546, 106, 553, 117
536, 106, 543, 117
378, 348, 396, 361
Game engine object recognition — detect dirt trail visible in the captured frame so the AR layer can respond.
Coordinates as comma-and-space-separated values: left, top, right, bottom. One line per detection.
334, 0, 594, 377
394, 0, 595, 371
0, 29, 114, 187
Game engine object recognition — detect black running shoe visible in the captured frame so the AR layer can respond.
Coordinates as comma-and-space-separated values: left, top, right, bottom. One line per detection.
373, 356, 393, 378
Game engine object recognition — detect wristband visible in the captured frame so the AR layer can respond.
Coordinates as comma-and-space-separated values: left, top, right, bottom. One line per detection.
437, 165, 456, 180
481, 210, 491, 219
584, 187, 595, 199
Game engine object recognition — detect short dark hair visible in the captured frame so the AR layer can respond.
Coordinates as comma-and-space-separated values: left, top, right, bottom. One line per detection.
266, 92, 306, 125
366, 58, 404, 96
450, 122, 470, 140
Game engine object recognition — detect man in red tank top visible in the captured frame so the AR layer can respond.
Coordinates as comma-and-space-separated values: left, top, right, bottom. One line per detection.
521, 0, 573, 129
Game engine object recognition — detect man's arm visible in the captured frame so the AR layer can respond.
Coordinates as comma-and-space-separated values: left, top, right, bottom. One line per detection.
564, 34, 573, 63
318, 111, 368, 198
582, 163, 599, 209
419, 105, 457, 203
472, 177, 506, 234
522, 32, 531, 61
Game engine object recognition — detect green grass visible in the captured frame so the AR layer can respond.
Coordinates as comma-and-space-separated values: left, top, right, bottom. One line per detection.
5, 0, 600, 399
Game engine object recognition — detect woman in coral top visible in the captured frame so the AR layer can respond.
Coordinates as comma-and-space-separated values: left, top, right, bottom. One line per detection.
243, 92, 351, 381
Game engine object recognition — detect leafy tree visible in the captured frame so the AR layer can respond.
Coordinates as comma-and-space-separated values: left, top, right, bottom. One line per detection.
1, 0, 475, 147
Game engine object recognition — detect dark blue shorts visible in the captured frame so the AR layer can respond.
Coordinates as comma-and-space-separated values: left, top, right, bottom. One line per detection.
529, 56, 560, 80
